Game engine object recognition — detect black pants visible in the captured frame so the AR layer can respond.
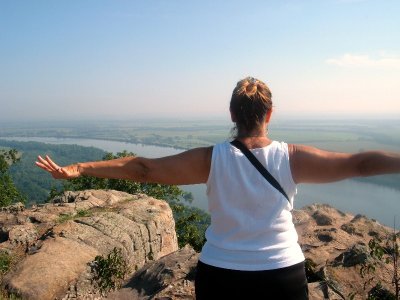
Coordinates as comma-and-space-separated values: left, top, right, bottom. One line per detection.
195, 261, 309, 300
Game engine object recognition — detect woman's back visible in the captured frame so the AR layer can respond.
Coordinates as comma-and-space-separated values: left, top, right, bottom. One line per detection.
200, 140, 304, 271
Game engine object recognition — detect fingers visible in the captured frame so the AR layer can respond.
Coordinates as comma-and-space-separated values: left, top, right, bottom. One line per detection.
45, 155, 61, 171
35, 161, 53, 172
36, 155, 61, 172
37, 156, 54, 171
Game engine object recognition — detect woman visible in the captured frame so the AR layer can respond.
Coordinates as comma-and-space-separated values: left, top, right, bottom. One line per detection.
36, 77, 400, 299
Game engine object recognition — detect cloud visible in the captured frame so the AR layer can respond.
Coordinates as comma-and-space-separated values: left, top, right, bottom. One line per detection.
326, 53, 400, 69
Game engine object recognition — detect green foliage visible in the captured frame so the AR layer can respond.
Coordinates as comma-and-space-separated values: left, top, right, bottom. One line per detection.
359, 231, 400, 300
172, 203, 210, 251
0, 140, 106, 205
0, 149, 25, 207
92, 247, 129, 294
76, 209, 92, 218
0, 293, 21, 300
47, 185, 61, 202
0, 251, 12, 275
0, 251, 21, 300
182, 191, 194, 203
57, 210, 92, 223
57, 213, 75, 224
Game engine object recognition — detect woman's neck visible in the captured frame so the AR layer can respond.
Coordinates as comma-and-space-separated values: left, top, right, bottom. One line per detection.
236, 127, 267, 138
235, 128, 272, 149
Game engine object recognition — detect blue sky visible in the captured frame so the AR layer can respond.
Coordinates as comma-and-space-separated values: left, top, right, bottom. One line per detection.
1, 0, 399, 121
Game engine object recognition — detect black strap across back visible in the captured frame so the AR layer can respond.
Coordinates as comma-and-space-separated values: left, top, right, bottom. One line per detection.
230, 140, 290, 202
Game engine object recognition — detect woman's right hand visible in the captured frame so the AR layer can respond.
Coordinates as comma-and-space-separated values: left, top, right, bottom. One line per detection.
35, 155, 81, 179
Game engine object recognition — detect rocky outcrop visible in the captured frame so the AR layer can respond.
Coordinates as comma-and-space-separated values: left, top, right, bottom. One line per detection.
295, 204, 394, 300
0, 190, 178, 300
107, 244, 199, 300
0, 194, 396, 300
109, 204, 395, 300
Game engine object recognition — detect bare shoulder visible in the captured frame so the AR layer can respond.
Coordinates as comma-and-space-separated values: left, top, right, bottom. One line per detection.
144, 146, 213, 185
174, 146, 213, 164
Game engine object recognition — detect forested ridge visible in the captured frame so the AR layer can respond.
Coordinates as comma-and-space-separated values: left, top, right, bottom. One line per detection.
0, 139, 106, 204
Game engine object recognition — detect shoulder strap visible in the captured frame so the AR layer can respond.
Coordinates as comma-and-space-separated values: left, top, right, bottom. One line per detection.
230, 140, 290, 202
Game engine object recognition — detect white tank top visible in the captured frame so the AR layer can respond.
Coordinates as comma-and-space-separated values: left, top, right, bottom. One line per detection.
199, 141, 305, 271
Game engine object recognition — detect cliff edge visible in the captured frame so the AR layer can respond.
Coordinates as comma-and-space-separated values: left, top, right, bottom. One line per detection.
0, 191, 396, 299
0, 190, 178, 299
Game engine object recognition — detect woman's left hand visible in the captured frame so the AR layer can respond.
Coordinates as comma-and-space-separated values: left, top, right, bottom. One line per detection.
35, 155, 81, 179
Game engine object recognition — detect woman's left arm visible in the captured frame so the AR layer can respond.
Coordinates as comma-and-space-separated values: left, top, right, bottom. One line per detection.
36, 146, 213, 185
289, 144, 400, 184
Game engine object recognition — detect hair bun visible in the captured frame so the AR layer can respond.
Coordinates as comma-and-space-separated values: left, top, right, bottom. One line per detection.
245, 78, 259, 96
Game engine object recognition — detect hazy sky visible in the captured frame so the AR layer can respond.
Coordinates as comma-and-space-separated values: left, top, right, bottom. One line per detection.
1, 0, 399, 122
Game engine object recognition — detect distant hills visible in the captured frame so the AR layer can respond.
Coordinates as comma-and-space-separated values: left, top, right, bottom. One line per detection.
0, 139, 106, 204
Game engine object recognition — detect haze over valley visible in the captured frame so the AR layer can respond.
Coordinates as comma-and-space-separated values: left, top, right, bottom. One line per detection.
1, 117, 399, 226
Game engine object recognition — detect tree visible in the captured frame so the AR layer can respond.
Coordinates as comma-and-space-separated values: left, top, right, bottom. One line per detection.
0, 149, 25, 207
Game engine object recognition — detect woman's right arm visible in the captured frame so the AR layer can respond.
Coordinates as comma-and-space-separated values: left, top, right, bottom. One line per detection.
36, 146, 213, 185
289, 144, 400, 184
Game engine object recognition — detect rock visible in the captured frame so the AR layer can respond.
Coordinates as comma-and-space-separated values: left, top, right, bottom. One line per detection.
315, 228, 336, 243
0, 196, 396, 299
51, 190, 87, 203
0, 202, 25, 213
340, 222, 362, 236
304, 258, 320, 283
368, 283, 396, 299
7, 223, 38, 246
308, 282, 343, 300
292, 209, 310, 225
1, 190, 178, 300
333, 243, 372, 267
114, 203, 395, 300
107, 245, 199, 300
5, 237, 99, 300
294, 204, 394, 298
312, 211, 333, 226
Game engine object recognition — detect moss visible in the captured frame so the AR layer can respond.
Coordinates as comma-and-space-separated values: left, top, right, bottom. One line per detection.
57, 209, 93, 223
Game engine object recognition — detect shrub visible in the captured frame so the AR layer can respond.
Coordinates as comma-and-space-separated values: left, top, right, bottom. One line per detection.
91, 247, 129, 294
0, 251, 11, 275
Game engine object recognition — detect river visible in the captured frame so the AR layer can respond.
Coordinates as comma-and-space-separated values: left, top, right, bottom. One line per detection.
2, 136, 399, 227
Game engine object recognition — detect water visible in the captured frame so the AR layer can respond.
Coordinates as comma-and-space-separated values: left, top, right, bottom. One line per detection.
2, 136, 399, 227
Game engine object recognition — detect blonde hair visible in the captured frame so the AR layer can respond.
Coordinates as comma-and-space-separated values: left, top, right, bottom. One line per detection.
230, 77, 272, 135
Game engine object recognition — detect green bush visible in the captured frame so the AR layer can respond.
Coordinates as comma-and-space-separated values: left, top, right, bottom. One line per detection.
0, 149, 25, 207
91, 247, 129, 294
0, 251, 11, 274
172, 203, 210, 251
0, 293, 21, 300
